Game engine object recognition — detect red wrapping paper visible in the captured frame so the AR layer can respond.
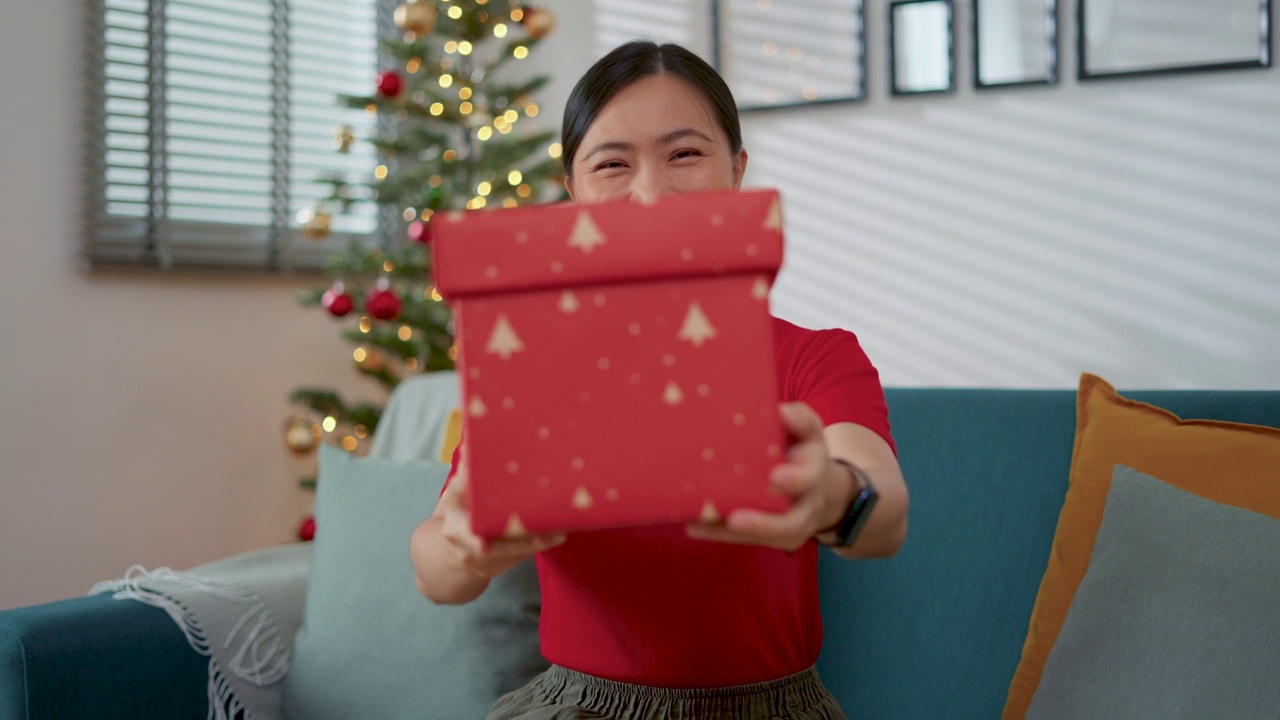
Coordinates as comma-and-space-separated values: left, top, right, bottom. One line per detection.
433, 189, 789, 538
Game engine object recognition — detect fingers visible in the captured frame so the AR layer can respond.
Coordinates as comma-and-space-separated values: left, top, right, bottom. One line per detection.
779, 402, 824, 443
686, 504, 817, 553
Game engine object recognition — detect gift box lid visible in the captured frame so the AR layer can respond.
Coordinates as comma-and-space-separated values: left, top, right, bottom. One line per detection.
432, 189, 783, 299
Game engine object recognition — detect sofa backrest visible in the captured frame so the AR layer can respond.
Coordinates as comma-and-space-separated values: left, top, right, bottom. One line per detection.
817, 387, 1280, 719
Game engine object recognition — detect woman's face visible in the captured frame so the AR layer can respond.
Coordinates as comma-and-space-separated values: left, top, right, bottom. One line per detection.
566, 74, 747, 205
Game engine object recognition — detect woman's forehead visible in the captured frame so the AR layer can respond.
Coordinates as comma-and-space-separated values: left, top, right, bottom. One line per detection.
581, 74, 723, 145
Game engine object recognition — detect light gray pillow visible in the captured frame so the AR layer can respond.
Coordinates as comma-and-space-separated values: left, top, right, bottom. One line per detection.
1026, 465, 1280, 719
283, 445, 546, 720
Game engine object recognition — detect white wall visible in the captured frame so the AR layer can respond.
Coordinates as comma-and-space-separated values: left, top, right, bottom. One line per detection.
0, 0, 592, 610
592, 0, 1280, 389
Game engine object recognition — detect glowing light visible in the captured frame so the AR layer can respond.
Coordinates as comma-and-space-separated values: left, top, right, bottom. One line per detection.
503, 109, 519, 123
322, 416, 337, 432
459, 101, 473, 114
406, 58, 421, 73
365, 103, 377, 113
398, 325, 413, 341
374, 165, 388, 179
444, 41, 458, 53
383, 260, 395, 272
458, 41, 473, 55
498, 124, 512, 134
403, 208, 416, 221
429, 175, 442, 187
763, 41, 777, 55
447, 6, 462, 19
507, 170, 523, 185
548, 143, 562, 158
429, 102, 443, 115
477, 126, 493, 141
458, 86, 472, 100
353, 347, 367, 362
429, 287, 443, 302
342, 436, 358, 451
511, 8, 524, 21
517, 183, 532, 198
404, 357, 419, 371
802, 87, 818, 100
359, 317, 372, 332
443, 149, 457, 162
439, 74, 453, 88
354, 425, 368, 439
448, 344, 459, 361
477, 181, 492, 196
502, 198, 518, 208
494, 23, 508, 37
513, 46, 528, 59
524, 104, 539, 117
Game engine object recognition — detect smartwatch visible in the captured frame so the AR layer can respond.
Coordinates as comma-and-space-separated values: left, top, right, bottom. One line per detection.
818, 459, 879, 548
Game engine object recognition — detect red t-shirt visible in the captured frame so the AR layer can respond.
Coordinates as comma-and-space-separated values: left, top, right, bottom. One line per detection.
447, 316, 892, 687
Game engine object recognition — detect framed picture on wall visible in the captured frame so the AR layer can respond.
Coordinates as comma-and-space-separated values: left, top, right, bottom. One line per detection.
889, 0, 956, 95
712, 0, 865, 112
975, 0, 1059, 88
1079, 0, 1272, 80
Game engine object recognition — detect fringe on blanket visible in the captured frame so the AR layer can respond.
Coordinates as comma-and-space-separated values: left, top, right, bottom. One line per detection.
90, 565, 289, 720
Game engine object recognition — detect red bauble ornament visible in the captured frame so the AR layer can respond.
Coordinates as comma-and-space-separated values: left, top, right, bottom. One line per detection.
297, 514, 316, 542
377, 70, 404, 98
322, 285, 354, 317
407, 218, 433, 244
366, 284, 402, 320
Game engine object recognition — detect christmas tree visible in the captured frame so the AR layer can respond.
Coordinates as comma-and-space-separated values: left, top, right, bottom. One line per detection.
282, 0, 565, 496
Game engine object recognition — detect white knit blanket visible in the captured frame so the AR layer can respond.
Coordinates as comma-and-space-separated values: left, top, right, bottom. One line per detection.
91, 565, 289, 720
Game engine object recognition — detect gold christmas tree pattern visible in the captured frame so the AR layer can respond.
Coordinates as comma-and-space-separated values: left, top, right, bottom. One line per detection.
505, 513, 527, 538
572, 486, 594, 510
678, 302, 717, 347
752, 277, 769, 301
663, 381, 685, 406
469, 395, 488, 418
486, 314, 525, 359
558, 290, 580, 314
568, 210, 606, 253
764, 197, 782, 231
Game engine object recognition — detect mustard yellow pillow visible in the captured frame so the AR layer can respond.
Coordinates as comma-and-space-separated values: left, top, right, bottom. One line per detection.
1002, 374, 1280, 720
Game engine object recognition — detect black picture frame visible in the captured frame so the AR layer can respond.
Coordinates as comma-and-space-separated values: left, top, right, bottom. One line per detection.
889, 0, 956, 96
974, 0, 1059, 89
711, 0, 867, 113
1078, 0, 1273, 81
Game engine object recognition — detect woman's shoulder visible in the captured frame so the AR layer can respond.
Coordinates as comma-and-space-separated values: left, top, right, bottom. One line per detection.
771, 315, 863, 352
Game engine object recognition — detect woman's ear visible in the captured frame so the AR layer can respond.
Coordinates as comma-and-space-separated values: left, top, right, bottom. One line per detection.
564, 174, 576, 201
732, 148, 749, 189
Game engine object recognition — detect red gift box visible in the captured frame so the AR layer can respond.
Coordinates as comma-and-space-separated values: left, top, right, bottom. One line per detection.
433, 189, 789, 538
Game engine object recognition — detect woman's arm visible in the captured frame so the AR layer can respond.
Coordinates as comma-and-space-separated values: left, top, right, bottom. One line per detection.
686, 402, 908, 558
410, 461, 565, 605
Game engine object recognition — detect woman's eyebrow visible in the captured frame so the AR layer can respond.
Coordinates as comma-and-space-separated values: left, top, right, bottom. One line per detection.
656, 128, 714, 146
582, 141, 633, 162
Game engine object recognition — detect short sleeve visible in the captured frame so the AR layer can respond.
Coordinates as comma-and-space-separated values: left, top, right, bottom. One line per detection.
775, 321, 895, 454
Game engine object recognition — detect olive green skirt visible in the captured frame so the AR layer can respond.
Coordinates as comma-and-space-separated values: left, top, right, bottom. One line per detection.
487, 664, 847, 720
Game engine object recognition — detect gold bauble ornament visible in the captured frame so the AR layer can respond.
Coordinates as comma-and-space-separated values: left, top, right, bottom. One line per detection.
521, 6, 554, 40
394, 1, 438, 36
284, 416, 320, 454
332, 124, 355, 153
357, 347, 387, 373
298, 206, 332, 240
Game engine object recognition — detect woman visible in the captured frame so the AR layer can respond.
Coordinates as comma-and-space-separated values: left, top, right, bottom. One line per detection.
410, 41, 909, 720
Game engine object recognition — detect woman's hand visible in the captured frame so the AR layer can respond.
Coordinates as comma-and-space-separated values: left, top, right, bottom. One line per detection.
436, 461, 567, 580
685, 402, 854, 552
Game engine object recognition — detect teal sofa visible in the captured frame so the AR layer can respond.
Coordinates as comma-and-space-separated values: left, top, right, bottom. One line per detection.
4, 385, 1279, 719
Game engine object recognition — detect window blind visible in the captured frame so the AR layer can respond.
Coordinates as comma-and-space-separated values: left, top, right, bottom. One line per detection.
83, 0, 388, 271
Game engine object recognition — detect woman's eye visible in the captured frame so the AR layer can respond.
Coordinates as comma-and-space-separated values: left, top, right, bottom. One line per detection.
595, 160, 626, 171
671, 149, 703, 161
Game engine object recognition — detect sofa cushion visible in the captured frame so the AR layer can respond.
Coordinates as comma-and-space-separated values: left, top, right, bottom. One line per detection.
1004, 374, 1280, 719
1025, 465, 1280, 719
282, 446, 546, 720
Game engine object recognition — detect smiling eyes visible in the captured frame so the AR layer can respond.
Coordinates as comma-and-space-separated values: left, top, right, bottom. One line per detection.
594, 149, 704, 172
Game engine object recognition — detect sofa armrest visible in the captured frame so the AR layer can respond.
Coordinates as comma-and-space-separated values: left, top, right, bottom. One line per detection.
0, 594, 206, 720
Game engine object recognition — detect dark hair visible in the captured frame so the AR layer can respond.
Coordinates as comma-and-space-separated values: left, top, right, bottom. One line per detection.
561, 41, 742, 177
